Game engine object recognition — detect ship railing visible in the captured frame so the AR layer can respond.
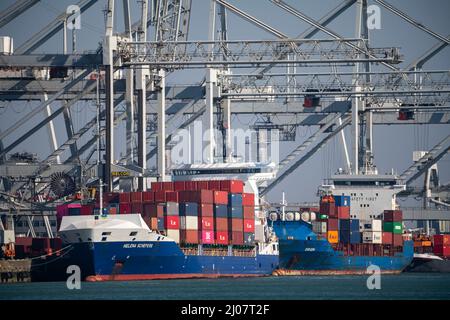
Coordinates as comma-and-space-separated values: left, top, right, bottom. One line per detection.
180, 246, 257, 257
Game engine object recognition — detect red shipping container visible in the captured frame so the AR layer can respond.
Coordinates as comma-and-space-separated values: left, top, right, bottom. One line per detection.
154, 190, 167, 203
242, 193, 255, 206
145, 204, 165, 218
433, 234, 450, 246
119, 192, 131, 203
230, 231, 244, 245
198, 203, 214, 217
243, 219, 255, 232
161, 182, 174, 191
208, 181, 222, 191
165, 216, 179, 230
180, 230, 199, 244
327, 218, 339, 231
119, 203, 131, 214
142, 191, 154, 203
103, 192, 119, 204
81, 204, 94, 215
213, 191, 228, 205
174, 181, 186, 191
131, 202, 143, 214
433, 245, 450, 257
382, 232, 393, 244
392, 234, 403, 246
15, 237, 33, 247
320, 202, 336, 216
229, 218, 244, 232
384, 210, 403, 222
335, 206, 350, 219
166, 191, 179, 202
200, 230, 215, 244
199, 217, 214, 230
151, 182, 162, 191
243, 206, 254, 220
215, 217, 229, 231
179, 190, 213, 204
185, 181, 198, 190
130, 192, 142, 203
216, 231, 229, 245
197, 181, 209, 190
219, 180, 244, 193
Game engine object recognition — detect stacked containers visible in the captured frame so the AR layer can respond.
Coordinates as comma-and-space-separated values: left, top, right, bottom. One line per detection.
333, 195, 350, 219
349, 219, 361, 244
361, 219, 382, 244
228, 193, 244, 245
327, 218, 339, 243
433, 235, 450, 257
319, 195, 335, 217
339, 219, 350, 243
383, 210, 403, 246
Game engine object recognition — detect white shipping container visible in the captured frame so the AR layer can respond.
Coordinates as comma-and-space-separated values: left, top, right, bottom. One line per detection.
371, 219, 382, 232
180, 216, 198, 230
0, 36, 13, 55
166, 229, 180, 243
362, 231, 382, 244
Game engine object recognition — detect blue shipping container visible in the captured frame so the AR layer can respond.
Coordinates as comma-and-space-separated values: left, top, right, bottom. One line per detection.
350, 219, 359, 232
180, 203, 198, 216
229, 194, 243, 207
339, 229, 350, 243
339, 219, 351, 230
228, 206, 243, 218
214, 204, 228, 218
350, 231, 361, 244
334, 195, 350, 207
157, 217, 165, 230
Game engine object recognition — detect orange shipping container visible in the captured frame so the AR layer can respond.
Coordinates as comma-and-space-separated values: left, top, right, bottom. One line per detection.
230, 218, 244, 232
199, 217, 214, 231
327, 231, 339, 244
216, 231, 229, 245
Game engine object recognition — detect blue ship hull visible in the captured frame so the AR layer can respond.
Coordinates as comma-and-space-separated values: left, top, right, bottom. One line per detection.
31, 241, 278, 282
272, 220, 414, 275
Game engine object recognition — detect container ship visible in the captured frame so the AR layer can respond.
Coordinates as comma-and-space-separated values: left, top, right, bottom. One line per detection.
404, 234, 450, 273
271, 172, 414, 275
30, 172, 279, 281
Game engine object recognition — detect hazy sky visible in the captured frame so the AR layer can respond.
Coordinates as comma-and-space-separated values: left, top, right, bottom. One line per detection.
0, 0, 449, 204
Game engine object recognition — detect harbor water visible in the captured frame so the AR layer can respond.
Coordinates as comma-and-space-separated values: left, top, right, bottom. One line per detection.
1, 273, 449, 300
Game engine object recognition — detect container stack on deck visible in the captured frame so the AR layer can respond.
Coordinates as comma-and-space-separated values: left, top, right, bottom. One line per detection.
312, 195, 407, 255
433, 234, 450, 257
55, 180, 257, 247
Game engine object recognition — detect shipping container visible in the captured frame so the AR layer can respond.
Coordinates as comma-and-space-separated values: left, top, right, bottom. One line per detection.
220, 180, 244, 193
433, 245, 450, 257
350, 231, 361, 244
320, 202, 335, 216
371, 219, 382, 232
142, 191, 154, 203
180, 230, 199, 244
174, 181, 186, 191
131, 202, 143, 214
157, 217, 165, 230
165, 202, 179, 216
213, 191, 228, 205
179, 190, 214, 204
339, 229, 350, 243
339, 219, 350, 230
242, 193, 255, 206
158, 182, 174, 191
312, 221, 327, 234
383, 221, 403, 234
243, 206, 255, 220
392, 234, 403, 246
350, 219, 360, 232
383, 210, 403, 222
180, 216, 198, 230
149, 217, 158, 230
144, 203, 165, 217
103, 192, 119, 204
327, 230, 339, 243
229, 218, 244, 232
179, 202, 198, 216
216, 231, 229, 245
382, 232, 393, 244
130, 192, 142, 203
166, 191, 179, 202
243, 219, 255, 232
362, 231, 382, 244
327, 218, 339, 231
81, 204, 94, 215
119, 203, 131, 215
151, 181, 162, 191
335, 206, 350, 219
198, 203, 214, 217
214, 217, 229, 231
244, 232, 255, 245
108, 204, 118, 215
199, 217, 214, 231
229, 193, 243, 207
164, 216, 180, 230
200, 230, 214, 244
228, 206, 243, 219
119, 192, 131, 203
154, 190, 167, 203
197, 181, 209, 190
214, 204, 228, 218
166, 229, 180, 243
333, 195, 350, 207
185, 181, 198, 190
229, 231, 244, 245
208, 180, 222, 190
433, 234, 450, 246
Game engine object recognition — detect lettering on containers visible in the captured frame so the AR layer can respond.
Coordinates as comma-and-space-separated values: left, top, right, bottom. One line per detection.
123, 243, 153, 249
